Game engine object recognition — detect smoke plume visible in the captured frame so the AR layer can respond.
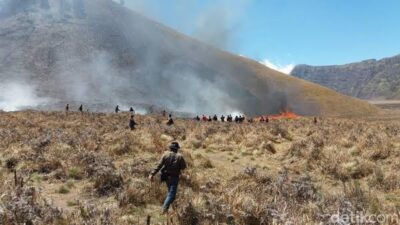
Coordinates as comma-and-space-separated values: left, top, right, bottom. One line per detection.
0, 81, 48, 111
0, 0, 315, 116
122, 0, 250, 49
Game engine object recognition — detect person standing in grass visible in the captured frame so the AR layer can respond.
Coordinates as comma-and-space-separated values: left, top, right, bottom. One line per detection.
149, 142, 187, 214
129, 115, 138, 130
166, 114, 174, 126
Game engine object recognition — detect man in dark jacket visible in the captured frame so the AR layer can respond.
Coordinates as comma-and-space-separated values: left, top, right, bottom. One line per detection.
115, 105, 120, 113
149, 142, 187, 213
167, 114, 174, 126
129, 115, 138, 130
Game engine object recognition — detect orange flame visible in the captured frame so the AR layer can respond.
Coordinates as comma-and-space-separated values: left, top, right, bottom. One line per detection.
256, 110, 301, 121
269, 111, 300, 120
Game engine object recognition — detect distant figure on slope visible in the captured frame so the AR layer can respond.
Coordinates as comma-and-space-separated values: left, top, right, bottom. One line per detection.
195, 116, 200, 121
130, 107, 135, 114
65, 104, 69, 113
314, 117, 318, 124
208, 116, 212, 122
220, 115, 225, 122
227, 115, 233, 122
265, 116, 269, 123
129, 115, 138, 130
79, 105, 83, 113
167, 114, 174, 126
115, 105, 120, 113
149, 142, 187, 214
162, 110, 166, 117
260, 116, 265, 122
213, 115, 218, 121
202, 115, 208, 121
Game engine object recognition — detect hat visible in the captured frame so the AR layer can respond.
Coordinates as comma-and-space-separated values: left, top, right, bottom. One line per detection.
169, 142, 180, 152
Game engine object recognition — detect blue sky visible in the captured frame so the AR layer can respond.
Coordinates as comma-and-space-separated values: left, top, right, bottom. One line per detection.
125, 0, 400, 69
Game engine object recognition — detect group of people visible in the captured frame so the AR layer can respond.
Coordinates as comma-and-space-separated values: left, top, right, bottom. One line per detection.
65, 104, 84, 113
65, 104, 140, 130
65, 104, 136, 114
115, 105, 135, 114
65, 104, 276, 131
196, 114, 247, 123
195, 114, 270, 123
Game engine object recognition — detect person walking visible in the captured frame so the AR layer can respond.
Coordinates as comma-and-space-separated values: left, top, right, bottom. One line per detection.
149, 142, 187, 214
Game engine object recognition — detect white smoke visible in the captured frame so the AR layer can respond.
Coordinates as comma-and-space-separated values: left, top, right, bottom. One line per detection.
260, 59, 295, 75
123, 0, 251, 50
0, 82, 49, 111
0, 0, 308, 116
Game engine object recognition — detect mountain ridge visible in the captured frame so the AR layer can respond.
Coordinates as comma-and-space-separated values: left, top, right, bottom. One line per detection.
291, 54, 400, 100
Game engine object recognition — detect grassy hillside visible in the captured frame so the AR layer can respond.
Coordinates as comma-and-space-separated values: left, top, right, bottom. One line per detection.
0, 111, 399, 224
228, 55, 379, 116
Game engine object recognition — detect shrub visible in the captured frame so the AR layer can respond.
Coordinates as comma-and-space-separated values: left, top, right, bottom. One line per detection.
94, 172, 123, 196
118, 186, 146, 207
38, 159, 62, 174
198, 157, 213, 169
67, 167, 84, 180
5, 157, 18, 170
58, 185, 70, 194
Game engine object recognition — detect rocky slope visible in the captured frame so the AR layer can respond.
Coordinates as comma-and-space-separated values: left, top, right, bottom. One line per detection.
291, 55, 400, 100
0, 0, 377, 116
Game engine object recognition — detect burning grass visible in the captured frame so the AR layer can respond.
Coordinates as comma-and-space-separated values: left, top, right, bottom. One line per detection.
0, 111, 399, 224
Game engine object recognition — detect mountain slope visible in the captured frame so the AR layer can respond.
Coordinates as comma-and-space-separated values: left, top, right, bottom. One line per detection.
0, 0, 377, 116
291, 55, 400, 100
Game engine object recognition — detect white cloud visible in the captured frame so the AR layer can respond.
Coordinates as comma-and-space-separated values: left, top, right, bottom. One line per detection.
260, 59, 295, 75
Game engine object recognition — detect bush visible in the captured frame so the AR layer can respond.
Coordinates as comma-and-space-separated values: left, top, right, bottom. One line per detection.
58, 185, 70, 194
198, 157, 213, 169
67, 167, 84, 180
38, 159, 62, 174
177, 202, 199, 225
5, 157, 18, 170
94, 172, 123, 196
118, 186, 146, 207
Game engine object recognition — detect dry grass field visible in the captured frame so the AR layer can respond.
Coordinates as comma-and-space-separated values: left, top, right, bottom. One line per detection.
0, 111, 399, 224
